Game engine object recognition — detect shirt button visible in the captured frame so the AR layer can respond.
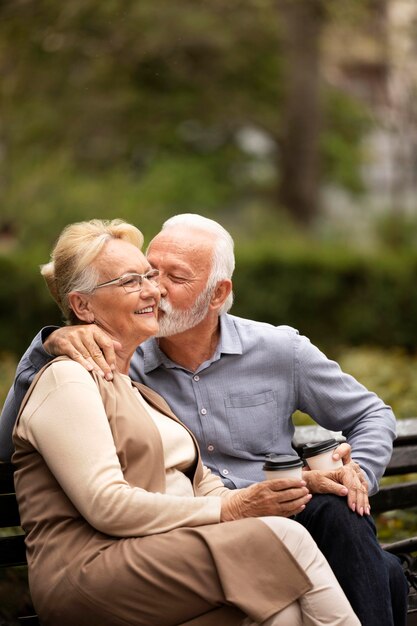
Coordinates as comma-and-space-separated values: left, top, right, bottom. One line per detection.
207, 445, 214, 452
193, 375, 200, 382
222, 469, 229, 476
201, 408, 207, 415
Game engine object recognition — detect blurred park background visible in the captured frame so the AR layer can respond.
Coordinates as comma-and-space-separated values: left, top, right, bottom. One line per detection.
3, 0, 417, 413
1, 0, 417, 617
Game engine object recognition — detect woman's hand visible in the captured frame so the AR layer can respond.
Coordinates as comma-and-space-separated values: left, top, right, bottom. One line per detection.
220, 479, 312, 521
44, 326, 119, 380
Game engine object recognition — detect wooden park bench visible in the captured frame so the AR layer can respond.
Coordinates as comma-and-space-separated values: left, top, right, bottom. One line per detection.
2, 417, 417, 625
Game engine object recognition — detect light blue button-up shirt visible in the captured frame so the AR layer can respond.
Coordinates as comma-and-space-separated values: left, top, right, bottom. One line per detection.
0, 314, 396, 494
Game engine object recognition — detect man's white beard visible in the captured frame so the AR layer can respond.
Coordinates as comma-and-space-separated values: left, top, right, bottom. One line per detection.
156, 286, 213, 337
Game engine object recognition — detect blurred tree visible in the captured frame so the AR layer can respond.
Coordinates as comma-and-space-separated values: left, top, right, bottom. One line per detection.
279, 0, 324, 225
278, 0, 377, 226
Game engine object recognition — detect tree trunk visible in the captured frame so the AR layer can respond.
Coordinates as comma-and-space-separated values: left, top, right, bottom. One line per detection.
278, 0, 324, 226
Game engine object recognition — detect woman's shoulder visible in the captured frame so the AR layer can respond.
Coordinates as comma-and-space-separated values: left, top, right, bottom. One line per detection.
37, 358, 97, 390
19, 359, 99, 425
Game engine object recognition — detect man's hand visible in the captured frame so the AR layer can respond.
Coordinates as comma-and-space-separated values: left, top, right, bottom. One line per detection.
303, 459, 370, 516
220, 479, 312, 521
332, 442, 352, 465
44, 326, 120, 380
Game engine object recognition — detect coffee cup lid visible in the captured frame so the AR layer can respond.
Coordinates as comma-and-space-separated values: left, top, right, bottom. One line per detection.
302, 438, 339, 459
263, 454, 304, 471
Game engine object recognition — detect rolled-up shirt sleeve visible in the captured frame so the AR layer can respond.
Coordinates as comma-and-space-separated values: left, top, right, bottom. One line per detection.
295, 334, 396, 495
16, 361, 222, 537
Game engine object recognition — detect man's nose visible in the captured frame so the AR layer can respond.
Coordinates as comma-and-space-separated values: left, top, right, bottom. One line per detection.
158, 278, 168, 297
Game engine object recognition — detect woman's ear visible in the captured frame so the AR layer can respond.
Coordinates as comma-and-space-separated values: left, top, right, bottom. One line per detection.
68, 292, 95, 323
210, 279, 232, 311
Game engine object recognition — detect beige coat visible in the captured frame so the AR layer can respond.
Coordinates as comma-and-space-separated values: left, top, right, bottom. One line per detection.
13, 358, 311, 626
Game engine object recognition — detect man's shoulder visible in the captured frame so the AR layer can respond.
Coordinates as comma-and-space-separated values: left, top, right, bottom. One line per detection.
222, 315, 304, 358
226, 314, 299, 339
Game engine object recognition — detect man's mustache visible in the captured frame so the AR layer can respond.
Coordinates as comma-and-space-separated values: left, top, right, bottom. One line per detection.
158, 299, 169, 312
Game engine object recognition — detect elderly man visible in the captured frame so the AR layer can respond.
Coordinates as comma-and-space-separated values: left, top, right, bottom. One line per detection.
0, 214, 408, 625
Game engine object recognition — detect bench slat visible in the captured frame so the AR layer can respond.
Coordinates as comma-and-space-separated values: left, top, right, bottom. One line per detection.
382, 537, 417, 554
0, 534, 27, 567
370, 481, 417, 514
384, 446, 417, 477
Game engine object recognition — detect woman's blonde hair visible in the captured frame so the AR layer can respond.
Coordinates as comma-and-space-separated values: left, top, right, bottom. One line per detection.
41, 219, 144, 324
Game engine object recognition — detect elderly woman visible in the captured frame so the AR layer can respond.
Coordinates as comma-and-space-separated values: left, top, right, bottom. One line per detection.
12, 219, 359, 626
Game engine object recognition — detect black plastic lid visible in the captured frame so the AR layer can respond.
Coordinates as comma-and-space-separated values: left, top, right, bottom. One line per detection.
302, 438, 338, 459
263, 454, 303, 471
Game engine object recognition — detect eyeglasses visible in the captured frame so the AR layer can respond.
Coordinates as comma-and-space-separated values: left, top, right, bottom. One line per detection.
93, 269, 160, 294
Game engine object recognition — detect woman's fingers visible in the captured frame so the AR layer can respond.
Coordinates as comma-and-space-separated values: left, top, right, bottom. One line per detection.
221, 480, 312, 521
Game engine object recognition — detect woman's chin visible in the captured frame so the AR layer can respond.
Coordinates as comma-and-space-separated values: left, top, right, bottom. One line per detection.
136, 318, 160, 341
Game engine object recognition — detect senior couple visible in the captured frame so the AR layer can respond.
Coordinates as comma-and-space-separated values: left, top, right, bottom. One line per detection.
1, 214, 408, 625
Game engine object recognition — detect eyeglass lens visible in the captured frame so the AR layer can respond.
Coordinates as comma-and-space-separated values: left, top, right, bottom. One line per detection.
121, 271, 159, 292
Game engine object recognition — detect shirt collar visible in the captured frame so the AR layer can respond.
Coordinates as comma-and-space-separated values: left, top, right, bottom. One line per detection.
141, 313, 243, 374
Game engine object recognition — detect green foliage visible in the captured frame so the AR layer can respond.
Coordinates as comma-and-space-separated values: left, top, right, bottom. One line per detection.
377, 506, 417, 543
338, 347, 417, 419
232, 244, 417, 353
0, 254, 62, 355
322, 89, 372, 193
0, 0, 374, 242
1, 153, 238, 253
375, 212, 417, 251
1, 0, 284, 165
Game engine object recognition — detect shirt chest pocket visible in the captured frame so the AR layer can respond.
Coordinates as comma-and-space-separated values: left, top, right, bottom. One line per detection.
225, 390, 279, 454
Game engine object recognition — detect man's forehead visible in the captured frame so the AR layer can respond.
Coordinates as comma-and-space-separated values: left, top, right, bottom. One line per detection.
152, 225, 213, 245
147, 249, 207, 274
147, 232, 213, 274
149, 229, 213, 256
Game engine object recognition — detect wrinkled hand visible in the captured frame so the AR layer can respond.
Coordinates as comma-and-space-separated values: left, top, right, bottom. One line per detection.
44, 326, 119, 380
303, 458, 370, 516
220, 479, 312, 521
334, 442, 369, 515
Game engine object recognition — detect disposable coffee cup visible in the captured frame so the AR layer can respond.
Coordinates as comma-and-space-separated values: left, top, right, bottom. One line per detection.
302, 439, 343, 471
263, 454, 304, 480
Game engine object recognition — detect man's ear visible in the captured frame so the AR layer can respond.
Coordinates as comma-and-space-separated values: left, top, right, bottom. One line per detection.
210, 279, 232, 311
68, 292, 95, 323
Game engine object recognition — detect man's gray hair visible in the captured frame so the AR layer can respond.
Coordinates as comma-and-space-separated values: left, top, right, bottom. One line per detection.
161, 214, 235, 314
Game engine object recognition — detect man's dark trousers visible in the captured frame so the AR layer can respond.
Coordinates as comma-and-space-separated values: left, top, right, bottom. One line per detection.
296, 494, 408, 626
